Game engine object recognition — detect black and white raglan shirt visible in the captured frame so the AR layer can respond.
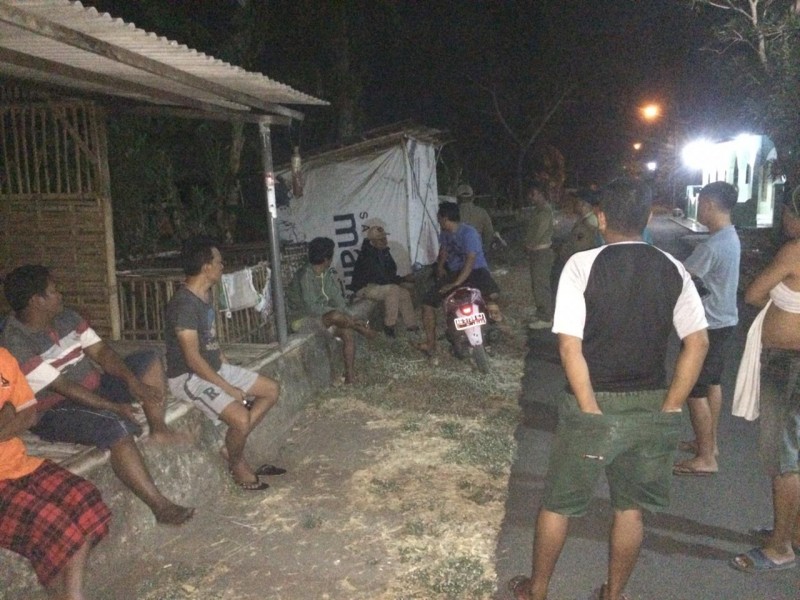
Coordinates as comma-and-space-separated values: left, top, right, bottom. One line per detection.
553, 242, 708, 393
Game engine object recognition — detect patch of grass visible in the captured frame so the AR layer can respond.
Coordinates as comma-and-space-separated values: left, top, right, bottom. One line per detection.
485, 406, 519, 428
301, 513, 323, 529
370, 477, 400, 495
412, 555, 495, 599
397, 545, 424, 564
445, 428, 515, 474
402, 418, 422, 432
458, 480, 495, 505
402, 519, 426, 537
132, 564, 215, 600
438, 421, 464, 439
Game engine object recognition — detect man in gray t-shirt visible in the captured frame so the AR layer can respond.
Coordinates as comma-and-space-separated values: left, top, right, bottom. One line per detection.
164, 237, 284, 491
673, 182, 741, 477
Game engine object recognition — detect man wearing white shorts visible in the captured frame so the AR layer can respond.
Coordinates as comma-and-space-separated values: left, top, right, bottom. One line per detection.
165, 236, 283, 491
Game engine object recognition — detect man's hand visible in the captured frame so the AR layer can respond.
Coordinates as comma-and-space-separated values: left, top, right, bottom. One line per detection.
0, 403, 39, 441
227, 386, 247, 405
110, 402, 139, 423
128, 379, 164, 408
438, 283, 456, 295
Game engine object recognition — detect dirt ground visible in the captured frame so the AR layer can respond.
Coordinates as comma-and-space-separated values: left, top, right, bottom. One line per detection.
78, 258, 532, 600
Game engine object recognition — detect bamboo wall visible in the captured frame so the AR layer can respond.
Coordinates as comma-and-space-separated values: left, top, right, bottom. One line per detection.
0, 97, 118, 337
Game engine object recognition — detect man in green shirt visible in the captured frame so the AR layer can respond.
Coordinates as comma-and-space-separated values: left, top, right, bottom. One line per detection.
523, 184, 555, 329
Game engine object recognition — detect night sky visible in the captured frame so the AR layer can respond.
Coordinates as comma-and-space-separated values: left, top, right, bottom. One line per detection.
83, 0, 735, 192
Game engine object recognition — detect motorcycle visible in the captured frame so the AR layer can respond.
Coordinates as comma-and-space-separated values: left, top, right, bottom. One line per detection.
443, 286, 491, 374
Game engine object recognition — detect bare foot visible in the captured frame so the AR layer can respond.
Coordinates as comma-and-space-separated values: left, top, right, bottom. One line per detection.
229, 460, 259, 487
672, 457, 718, 475
357, 324, 377, 340
148, 427, 194, 446
153, 502, 194, 526
678, 439, 719, 456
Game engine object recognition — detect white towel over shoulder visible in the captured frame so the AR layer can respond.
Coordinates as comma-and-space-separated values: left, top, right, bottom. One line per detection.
732, 300, 771, 421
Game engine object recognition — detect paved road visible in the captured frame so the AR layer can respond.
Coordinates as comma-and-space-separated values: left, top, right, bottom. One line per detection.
494, 216, 800, 599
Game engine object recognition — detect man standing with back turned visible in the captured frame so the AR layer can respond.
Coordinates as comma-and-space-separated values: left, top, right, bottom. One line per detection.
509, 179, 708, 600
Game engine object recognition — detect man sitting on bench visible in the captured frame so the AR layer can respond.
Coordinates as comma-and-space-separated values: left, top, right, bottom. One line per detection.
0, 265, 193, 525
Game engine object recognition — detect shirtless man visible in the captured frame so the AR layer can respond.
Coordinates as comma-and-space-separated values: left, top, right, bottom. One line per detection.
730, 194, 800, 572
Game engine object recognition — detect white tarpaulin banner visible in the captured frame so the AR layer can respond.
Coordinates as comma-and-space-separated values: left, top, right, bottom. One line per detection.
278, 138, 440, 285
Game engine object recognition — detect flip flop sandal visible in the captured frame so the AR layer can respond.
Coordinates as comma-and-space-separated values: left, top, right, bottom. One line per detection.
229, 467, 270, 491
672, 463, 717, 476
255, 464, 287, 476
235, 478, 269, 491
507, 575, 531, 600
729, 547, 796, 573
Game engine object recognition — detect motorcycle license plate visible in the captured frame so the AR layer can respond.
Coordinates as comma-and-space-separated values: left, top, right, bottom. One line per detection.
454, 312, 487, 330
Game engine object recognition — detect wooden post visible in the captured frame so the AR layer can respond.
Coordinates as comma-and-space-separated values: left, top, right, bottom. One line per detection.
94, 105, 121, 339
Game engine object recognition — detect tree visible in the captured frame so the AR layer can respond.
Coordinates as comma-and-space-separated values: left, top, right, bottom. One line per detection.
686, 0, 800, 184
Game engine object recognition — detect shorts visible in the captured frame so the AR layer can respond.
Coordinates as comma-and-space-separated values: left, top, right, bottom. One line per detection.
30, 351, 159, 449
168, 363, 259, 422
689, 326, 735, 398
543, 390, 682, 516
758, 348, 800, 477
421, 267, 500, 307
0, 461, 111, 585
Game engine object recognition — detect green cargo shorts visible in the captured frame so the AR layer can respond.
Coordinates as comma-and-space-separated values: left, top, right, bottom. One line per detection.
542, 390, 682, 516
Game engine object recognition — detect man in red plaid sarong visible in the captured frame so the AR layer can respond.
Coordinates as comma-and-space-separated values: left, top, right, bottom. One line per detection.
0, 347, 111, 599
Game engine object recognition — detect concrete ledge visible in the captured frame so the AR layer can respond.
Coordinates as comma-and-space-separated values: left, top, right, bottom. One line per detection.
1, 332, 340, 600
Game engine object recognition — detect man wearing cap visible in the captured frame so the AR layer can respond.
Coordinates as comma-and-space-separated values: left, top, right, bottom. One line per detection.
351, 219, 418, 337
456, 184, 496, 250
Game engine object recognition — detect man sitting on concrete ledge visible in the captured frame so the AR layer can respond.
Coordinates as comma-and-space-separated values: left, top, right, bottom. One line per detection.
1, 347, 111, 600
0, 265, 194, 526
164, 236, 284, 492
287, 236, 376, 385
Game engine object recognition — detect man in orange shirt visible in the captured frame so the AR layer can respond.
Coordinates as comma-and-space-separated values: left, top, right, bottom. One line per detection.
0, 348, 111, 599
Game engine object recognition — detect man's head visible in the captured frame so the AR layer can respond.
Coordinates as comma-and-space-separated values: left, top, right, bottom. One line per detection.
697, 181, 737, 223
363, 218, 389, 248
598, 178, 652, 237
308, 237, 335, 266
526, 184, 547, 206
437, 202, 461, 231
455, 184, 474, 202
3, 264, 62, 316
181, 236, 223, 282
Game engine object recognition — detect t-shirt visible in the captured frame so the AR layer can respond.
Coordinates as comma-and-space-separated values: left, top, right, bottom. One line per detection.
0, 309, 103, 411
439, 223, 489, 272
683, 225, 740, 329
459, 202, 495, 248
164, 286, 222, 378
0, 348, 43, 481
553, 242, 707, 392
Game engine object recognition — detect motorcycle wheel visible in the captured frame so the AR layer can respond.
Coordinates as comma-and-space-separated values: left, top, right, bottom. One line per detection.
472, 344, 490, 374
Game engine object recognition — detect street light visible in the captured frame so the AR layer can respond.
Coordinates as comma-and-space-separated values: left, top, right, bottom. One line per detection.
640, 103, 662, 122
632, 142, 642, 151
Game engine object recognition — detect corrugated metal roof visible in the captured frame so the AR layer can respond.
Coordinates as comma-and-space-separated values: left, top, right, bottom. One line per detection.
0, 0, 327, 120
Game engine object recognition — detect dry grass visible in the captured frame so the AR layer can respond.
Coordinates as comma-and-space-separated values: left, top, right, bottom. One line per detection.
100, 264, 532, 600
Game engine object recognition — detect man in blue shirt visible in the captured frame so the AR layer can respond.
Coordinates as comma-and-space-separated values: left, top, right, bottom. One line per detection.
416, 202, 500, 355
673, 181, 741, 476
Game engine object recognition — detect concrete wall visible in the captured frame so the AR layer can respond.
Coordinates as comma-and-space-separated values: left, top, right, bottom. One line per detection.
1, 333, 339, 600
